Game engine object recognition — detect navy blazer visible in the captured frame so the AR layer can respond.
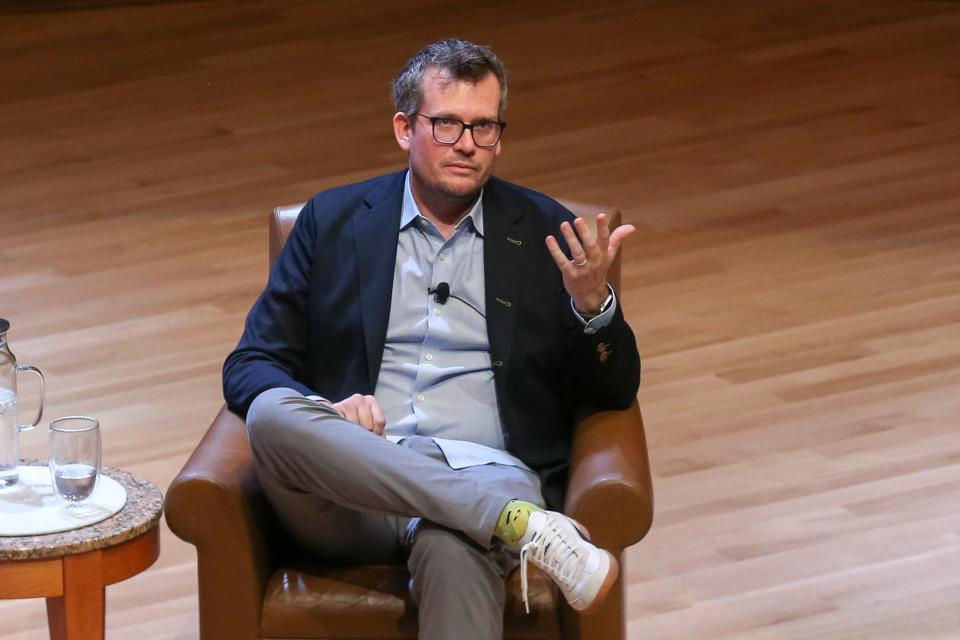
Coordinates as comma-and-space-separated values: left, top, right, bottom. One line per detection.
223, 171, 640, 509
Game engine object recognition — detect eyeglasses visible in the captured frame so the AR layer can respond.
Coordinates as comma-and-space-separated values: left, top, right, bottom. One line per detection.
416, 113, 506, 147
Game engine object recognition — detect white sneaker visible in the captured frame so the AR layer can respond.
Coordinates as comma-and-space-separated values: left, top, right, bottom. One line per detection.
518, 510, 619, 614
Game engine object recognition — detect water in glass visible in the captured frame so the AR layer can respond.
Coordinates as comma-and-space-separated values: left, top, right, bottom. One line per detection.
54, 463, 98, 502
0, 389, 17, 487
48, 416, 101, 508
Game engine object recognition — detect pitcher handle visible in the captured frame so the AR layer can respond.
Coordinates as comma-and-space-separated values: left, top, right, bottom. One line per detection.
15, 364, 45, 431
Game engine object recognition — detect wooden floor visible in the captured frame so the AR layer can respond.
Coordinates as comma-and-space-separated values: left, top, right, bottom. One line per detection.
2, 0, 959, 637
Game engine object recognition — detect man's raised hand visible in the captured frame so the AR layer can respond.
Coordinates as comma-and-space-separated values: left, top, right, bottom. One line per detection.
545, 213, 635, 314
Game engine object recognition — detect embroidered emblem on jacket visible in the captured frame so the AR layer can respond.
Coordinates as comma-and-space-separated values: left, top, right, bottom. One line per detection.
597, 342, 612, 363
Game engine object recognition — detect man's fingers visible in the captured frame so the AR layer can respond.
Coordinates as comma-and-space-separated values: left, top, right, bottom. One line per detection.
559, 221, 587, 263
330, 394, 387, 436
545, 235, 572, 270
352, 395, 384, 434
355, 398, 374, 430
572, 217, 602, 262
547, 217, 632, 278
607, 224, 637, 257
594, 213, 611, 252
338, 401, 359, 425
325, 400, 348, 420
368, 396, 386, 436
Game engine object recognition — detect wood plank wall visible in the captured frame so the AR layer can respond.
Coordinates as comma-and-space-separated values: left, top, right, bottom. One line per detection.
1, 1, 958, 637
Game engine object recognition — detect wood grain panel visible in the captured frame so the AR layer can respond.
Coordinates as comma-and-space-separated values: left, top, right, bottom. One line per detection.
1, 0, 958, 638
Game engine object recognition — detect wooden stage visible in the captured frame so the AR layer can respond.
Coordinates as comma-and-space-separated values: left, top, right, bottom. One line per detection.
1, 1, 958, 637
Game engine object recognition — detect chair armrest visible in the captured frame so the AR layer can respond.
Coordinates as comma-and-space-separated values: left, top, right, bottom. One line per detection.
564, 401, 654, 552
165, 406, 279, 640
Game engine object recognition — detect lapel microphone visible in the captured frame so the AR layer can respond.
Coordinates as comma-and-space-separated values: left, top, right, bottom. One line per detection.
427, 282, 486, 317
428, 282, 451, 304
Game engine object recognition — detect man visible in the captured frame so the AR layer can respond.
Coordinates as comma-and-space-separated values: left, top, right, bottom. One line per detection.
223, 39, 640, 639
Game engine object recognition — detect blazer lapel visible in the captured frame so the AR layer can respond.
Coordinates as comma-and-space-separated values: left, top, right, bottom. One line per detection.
483, 179, 530, 377
353, 173, 404, 388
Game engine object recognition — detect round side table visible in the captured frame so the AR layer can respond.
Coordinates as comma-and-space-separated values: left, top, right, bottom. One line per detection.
0, 467, 163, 640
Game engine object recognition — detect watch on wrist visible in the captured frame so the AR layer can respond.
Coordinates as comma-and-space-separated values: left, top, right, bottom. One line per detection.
580, 290, 614, 320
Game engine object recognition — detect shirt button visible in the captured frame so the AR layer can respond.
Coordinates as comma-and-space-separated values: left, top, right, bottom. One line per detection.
438, 252, 447, 261
425, 353, 433, 361
434, 309, 441, 316
416, 394, 425, 402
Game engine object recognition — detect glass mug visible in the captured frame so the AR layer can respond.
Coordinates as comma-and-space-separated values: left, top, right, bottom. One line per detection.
0, 318, 46, 488
48, 416, 101, 511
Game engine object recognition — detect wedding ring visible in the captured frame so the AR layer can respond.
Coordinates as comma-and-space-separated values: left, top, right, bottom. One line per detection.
574, 258, 587, 267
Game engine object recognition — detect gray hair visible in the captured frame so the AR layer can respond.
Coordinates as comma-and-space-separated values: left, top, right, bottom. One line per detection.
391, 39, 508, 119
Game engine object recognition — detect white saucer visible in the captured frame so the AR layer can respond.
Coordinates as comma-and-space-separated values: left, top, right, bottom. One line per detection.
0, 465, 128, 536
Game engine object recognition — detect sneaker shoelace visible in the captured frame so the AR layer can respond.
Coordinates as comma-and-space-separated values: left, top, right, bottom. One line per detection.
519, 517, 587, 613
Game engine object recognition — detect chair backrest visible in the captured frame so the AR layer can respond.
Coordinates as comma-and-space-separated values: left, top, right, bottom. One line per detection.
271, 200, 623, 292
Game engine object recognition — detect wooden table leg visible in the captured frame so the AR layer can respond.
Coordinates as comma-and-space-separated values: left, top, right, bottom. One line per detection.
45, 550, 106, 640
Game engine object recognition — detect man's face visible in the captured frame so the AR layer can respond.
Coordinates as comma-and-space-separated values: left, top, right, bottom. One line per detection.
393, 68, 502, 208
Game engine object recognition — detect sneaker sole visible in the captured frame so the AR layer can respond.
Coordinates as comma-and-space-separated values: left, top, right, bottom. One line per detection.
565, 518, 620, 615
573, 549, 620, 615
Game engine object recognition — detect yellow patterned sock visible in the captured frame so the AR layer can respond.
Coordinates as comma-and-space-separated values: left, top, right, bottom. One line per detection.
494, 500, 543, 548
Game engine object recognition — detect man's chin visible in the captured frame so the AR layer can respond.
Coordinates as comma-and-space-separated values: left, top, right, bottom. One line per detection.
410, 166, 491, 207
438, 175, 488, 200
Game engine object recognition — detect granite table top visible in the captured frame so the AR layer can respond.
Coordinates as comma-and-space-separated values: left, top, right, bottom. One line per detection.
0, 465, 163, 562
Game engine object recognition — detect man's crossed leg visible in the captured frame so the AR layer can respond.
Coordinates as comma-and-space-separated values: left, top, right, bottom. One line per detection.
246, 388, 617, 639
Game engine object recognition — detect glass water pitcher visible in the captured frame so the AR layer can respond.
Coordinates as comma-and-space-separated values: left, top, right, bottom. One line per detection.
0, 318, 45, 487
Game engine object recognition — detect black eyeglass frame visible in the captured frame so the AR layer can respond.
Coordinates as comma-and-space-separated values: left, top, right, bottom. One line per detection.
415, 113, 506, 147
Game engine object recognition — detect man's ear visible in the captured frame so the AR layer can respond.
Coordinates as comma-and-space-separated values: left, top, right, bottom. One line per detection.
393, 112, 412, 151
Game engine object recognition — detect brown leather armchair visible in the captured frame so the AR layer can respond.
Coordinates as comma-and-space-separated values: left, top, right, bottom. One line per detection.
166, 201, 653, 640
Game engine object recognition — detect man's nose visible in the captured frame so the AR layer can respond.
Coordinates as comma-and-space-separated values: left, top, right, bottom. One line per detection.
453, 128, 477, 154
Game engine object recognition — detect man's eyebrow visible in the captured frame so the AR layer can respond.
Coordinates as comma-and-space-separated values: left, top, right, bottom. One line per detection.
430, 112, 500, 122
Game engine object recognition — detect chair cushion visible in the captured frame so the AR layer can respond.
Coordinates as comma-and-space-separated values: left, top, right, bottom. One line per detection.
260, 563, 561, 639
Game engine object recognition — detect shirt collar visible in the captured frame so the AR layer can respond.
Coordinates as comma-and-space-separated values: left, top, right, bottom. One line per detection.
401, 170, 485, 237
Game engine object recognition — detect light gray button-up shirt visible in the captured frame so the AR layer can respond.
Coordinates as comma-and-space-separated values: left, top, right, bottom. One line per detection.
372, 173, 616, 470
